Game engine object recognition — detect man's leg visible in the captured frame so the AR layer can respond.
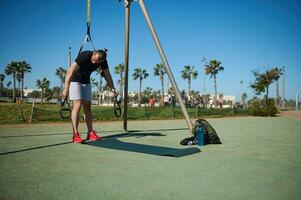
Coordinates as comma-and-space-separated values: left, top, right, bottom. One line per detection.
83, 100, 102, 140
82, 100, 93, 133
71, 100, 82, 135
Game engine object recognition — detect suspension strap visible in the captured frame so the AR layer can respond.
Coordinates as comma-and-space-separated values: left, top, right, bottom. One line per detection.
78, 0, 96, 56
87, 0, 91, 25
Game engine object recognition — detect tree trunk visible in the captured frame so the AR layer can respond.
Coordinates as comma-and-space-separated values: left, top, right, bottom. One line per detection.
119, 71, 123, 100
18, 81, 21, 98
221, 95, 224, 108
13, 73, 16, 102
0, 81, 3, 96
167, 78, 170, 95
41, 89, 44, 104
98, 76, 102, 106
161, 76, 164, 97
240, 82, 243, 104
60, 78, 64, 94
276, 79, 279, 106
214, 74, 217, 108
107, 91, 110, 104
139, 78, 142, 107
266, 86, 269, 104
188, 78, 191, 96
21, 77, 24, 100
160, 76, 164, 106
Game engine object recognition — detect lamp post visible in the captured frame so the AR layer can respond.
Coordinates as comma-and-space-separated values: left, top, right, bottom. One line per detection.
68, 47, 71, 67
281, 66, 285, 109
201, 57, 206, 95
296, 93, 299, 111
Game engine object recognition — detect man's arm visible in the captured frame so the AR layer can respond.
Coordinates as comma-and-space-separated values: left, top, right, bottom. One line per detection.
62, 62, 80, 100
102, 68, 117, 97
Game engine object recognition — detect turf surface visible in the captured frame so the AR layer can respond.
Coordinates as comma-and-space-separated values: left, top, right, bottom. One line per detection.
0, 117, 300, 200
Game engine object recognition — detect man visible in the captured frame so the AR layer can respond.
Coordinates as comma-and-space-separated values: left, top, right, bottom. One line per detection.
62, 49, 116, 143
149, 96, 155, 107
163, 95, 170, 106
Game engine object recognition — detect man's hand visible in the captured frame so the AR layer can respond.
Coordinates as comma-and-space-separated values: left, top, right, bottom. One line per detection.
62, 88, 69, 100
112, 89, 118, 98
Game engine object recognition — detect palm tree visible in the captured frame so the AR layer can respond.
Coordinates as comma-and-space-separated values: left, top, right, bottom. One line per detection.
132, 67, 149, 107
114, 63, 124, 98
250, 69, 274, 103
180, 65, 198, 96
55, 67, 67, 92
219, 93, 224, 108
52, 86, 61, 99
90, 77, 98, 100
96, 69, 103, 105
190, 90, 200, 105
18, 61, 31, 100
205, 60, 224, 108
242, 93, 248, 107
0, 73, 5, 96
16, 72, 22, 97
153, 63, 166, 98
240, 80, 243, 103
36, 77, 50, 103
203, 94, 210, 108
103, 83, 110, 104
143, 87, 153, 99
271, 67, 283, 106
5, 61, 19, 102
7, 81, 12, 88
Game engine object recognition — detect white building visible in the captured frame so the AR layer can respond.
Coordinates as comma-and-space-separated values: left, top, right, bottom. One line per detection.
23, 89, 42, 97
207, 94, 235, 108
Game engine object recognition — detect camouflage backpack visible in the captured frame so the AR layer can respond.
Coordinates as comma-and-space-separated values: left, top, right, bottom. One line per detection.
181, 119, 222, 145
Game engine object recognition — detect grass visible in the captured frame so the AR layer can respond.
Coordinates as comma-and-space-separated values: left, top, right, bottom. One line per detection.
0, 102, 248, 124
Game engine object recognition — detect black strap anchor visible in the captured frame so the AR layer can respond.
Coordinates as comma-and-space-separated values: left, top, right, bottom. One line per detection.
58, 98, 71, 119
113, 96, 122, 118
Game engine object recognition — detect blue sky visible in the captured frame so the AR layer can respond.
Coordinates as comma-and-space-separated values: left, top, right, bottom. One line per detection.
0, 0, 300, 101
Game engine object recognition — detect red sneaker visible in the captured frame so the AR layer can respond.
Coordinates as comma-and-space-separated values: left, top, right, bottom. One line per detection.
86, 130, 102, 141
73, 132, 83, 143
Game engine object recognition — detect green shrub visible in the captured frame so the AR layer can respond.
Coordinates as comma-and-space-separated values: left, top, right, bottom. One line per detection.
247, 98, 278, 116
0, 102, 249, 124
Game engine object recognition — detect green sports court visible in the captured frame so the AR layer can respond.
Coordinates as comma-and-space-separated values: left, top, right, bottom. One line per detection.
1, 0, 300, 199
1, 116, 300, 200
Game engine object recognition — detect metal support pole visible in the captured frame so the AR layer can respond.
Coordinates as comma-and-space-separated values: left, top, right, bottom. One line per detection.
138, 0, 193, 131
123, 0, 131, 132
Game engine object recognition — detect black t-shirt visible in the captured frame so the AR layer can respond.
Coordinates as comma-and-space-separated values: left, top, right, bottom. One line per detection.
71, 50, 109, 84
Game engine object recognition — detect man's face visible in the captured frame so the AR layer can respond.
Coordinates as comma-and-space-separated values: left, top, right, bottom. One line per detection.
91, 52, 104, 64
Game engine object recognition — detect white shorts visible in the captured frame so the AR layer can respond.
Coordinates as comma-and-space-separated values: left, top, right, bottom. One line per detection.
69, 82, 92, 101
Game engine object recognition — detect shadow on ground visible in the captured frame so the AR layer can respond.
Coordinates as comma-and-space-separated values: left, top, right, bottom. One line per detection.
0, 131, 200, 157
0, 141, 72, 156
84, 132, 200, 158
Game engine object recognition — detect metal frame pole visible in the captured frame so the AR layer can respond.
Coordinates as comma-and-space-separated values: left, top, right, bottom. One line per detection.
138, 0, 193, 131
123, 0, 132, 132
